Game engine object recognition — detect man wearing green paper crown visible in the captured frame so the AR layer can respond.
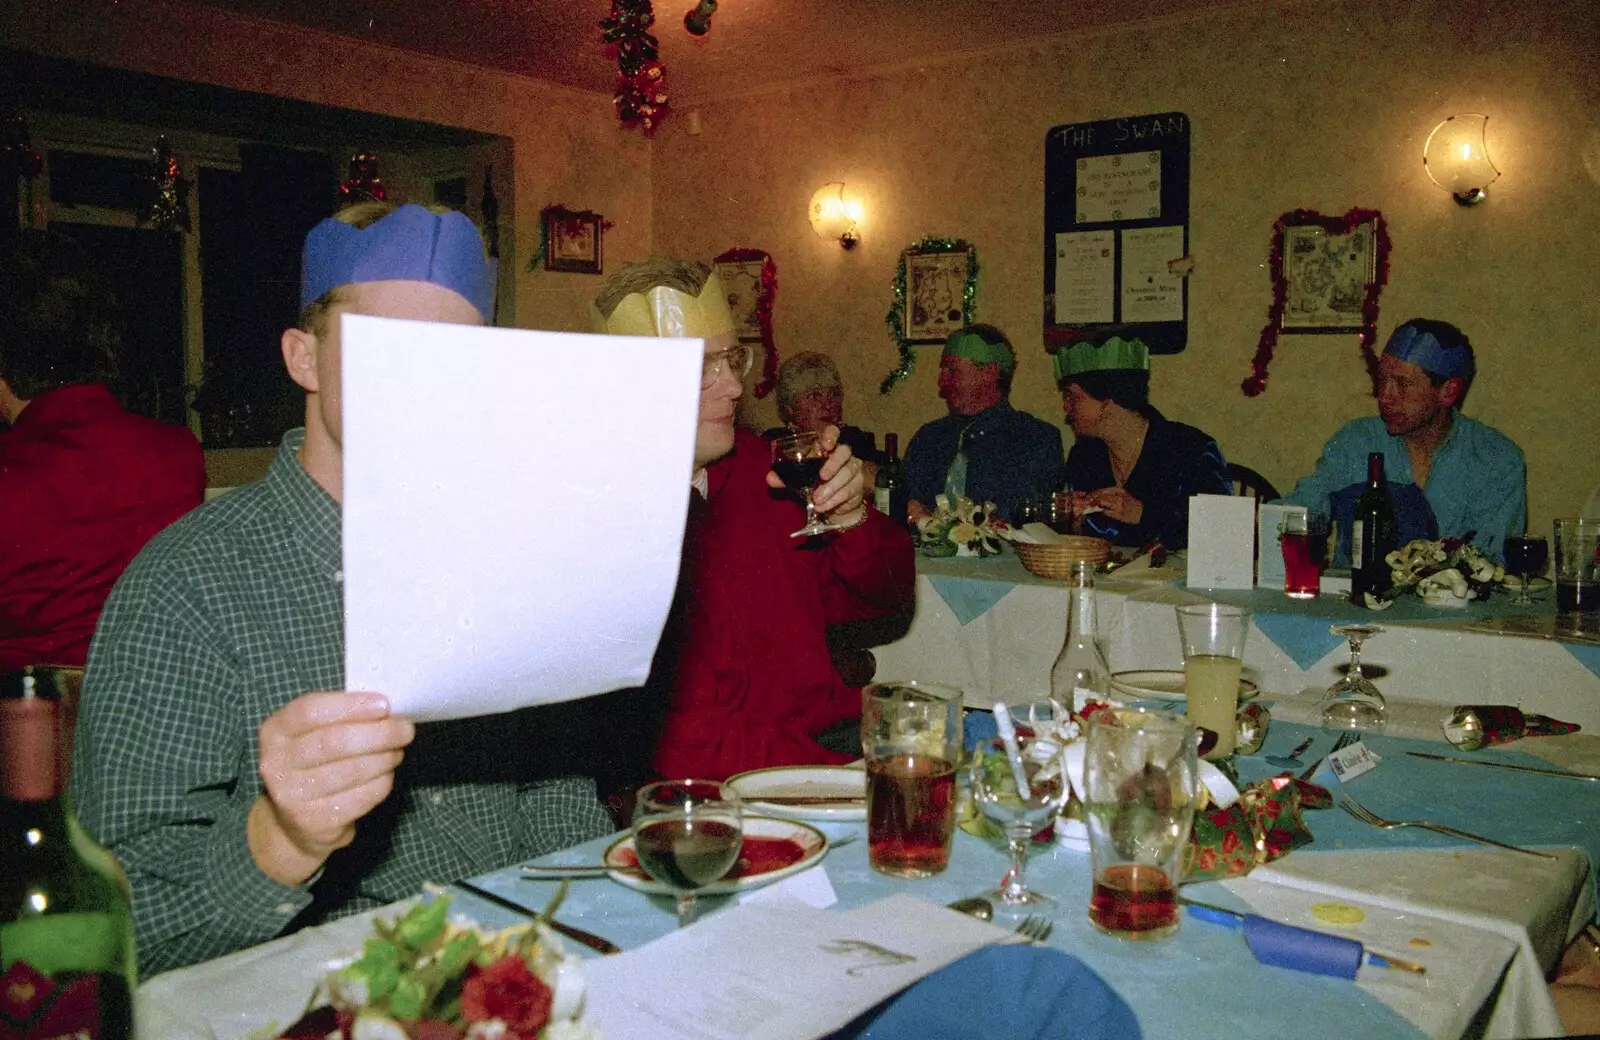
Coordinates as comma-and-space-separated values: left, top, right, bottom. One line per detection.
1055, 336, 1230, 549
903, 324, 1064, 524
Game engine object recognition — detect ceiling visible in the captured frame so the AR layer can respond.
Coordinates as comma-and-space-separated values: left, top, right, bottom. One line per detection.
185, 0, 1246, 103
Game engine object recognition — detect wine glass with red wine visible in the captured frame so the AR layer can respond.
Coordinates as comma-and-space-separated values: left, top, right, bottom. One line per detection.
632, 780, 744, 927
1504, 534, 1548, 606
771, 430, 838, 538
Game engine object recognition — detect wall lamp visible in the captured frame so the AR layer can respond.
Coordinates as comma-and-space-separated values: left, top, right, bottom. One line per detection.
808, 182, 863, 249
1423, 114, 1500, 206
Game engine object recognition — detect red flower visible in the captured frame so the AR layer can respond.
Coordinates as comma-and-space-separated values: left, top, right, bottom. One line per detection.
460, 956, 552, 1037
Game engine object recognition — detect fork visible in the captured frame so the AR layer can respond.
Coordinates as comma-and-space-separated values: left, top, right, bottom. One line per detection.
1014, 915, 1054, 943
1340, 795, 1556, 859
1297, 730, 1360, 780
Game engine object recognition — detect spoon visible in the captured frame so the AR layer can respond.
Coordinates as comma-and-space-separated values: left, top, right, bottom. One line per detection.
1266, 735, 1317, 769
947, 896, 995, 921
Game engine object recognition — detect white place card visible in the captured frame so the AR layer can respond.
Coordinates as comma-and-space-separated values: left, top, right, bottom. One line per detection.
341, 315, 702, 721
1187, 493, 1257, 590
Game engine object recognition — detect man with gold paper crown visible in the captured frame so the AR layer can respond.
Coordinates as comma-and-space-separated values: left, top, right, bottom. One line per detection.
590, 258, 915, 785
902, 323, 1064, 524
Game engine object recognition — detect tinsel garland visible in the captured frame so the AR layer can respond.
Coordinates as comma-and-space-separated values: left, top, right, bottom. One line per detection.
879, 237, 979, 394
713, 247, 777, 398
339, 152, 388, 206
136, 135, 190, 233
2, 112, 43, 179
1241, 207, 1390, 397
601, 0, 670, 133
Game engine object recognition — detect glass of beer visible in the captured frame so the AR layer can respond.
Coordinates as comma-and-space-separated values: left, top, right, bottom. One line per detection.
1084, 710, 1199, 940
1175, 603, 1250, 760
1553, 519, 1600, 626
861, 680, 963, 878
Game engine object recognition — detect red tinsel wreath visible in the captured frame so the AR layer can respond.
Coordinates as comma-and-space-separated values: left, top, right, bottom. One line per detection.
1241, 207, 1390, 398
713, 247, 778, 398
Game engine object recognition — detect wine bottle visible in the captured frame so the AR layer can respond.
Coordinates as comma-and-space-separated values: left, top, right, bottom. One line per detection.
1350, 452, 1398, 603
873, 433, 908, 527
1, 669, 136, 1039
1049, 561, 1111, 711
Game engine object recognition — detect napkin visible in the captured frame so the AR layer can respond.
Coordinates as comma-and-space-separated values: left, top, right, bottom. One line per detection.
833, 946, 1140, 1040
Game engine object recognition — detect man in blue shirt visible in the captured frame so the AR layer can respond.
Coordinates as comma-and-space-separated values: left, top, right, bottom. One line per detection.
1281, 318, 1525, 563
903, 324, 1063, 523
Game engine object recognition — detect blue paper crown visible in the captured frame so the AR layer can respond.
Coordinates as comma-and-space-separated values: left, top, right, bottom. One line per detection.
300, 204, 493, 321
1383, 323, 1470, 380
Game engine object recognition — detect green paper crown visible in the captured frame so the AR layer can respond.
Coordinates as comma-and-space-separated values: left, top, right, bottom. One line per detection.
1053, 336, 1151, 382
943, 329, 1015, 375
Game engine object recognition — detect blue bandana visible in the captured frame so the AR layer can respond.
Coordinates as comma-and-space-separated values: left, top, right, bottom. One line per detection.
300, 205, 493, 321
1383, 323, 1471, 380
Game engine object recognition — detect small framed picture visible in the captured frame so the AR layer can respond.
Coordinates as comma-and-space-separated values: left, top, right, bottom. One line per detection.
1281, 219, 1377, 332
543, 207, 604, 274
904, 246, 974, 343
714, 259, 767, 343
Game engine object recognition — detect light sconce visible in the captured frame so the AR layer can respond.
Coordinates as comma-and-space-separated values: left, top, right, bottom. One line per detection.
1423, 114, 1500, 206
808, 182, 863, 249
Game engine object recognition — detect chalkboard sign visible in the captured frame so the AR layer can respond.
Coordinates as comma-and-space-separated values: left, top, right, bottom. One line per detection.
1044, 112, 1191, 355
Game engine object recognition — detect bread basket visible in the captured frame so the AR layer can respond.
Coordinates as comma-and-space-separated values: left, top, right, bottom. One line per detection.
1014, 536, 1111, 580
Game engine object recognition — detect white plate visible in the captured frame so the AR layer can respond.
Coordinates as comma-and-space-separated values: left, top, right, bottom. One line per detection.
1110, 668, 1259, 703
726, 764, 867, 821
603, 816, 828, 896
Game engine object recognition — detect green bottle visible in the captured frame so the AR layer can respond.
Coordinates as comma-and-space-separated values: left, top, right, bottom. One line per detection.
1349, 452, 1398, 603
873, 433, 908, 526
1, 669, 136, 1039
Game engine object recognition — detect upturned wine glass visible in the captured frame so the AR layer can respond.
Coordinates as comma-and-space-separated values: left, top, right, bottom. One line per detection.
970, 707, 1070, 912
632, 780, 743, 928
1318, 625, 1386, 731
771, 430, 837, 538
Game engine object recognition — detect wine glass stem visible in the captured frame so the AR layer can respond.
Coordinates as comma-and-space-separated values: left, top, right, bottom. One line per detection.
999, 829, 1031, 903
802, 487, 820, 527
676, 891, 698, 928
1347, 641, 1363, 678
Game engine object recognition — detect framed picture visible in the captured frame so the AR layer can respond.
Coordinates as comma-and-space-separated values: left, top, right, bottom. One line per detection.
1280, 219, 1377, 331
543, 207, 603, 274
903, 246, 974, 343
714, 258, 767, 343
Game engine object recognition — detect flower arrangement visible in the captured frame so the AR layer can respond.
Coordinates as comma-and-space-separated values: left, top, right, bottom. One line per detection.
913, 495, 1009, 558
1364, 535, 1505, 609
274, 890, 595, 1040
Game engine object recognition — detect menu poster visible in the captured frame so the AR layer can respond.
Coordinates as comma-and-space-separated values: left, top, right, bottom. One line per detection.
1076, 149, 1162, 224
1053, 230, 1115, 324
341, 315, 702, 721
1119, 225, 1185, 323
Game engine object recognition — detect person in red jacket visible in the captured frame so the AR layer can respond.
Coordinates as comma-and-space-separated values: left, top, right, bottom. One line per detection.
590, 258, 915, 786
0, 232, 204, 670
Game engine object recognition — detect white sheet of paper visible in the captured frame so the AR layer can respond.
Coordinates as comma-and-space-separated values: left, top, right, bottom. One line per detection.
1053, 229, 1115, 323
1119, 224, 1185, 322
341, 315, 701, 720
1187, 493, 1257, 590
583, 894, 1018, 1040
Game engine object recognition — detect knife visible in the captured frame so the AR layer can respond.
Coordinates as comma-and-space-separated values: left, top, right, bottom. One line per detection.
1406, 751, 1600, 781
453, 880, 622, 955
1180, 897, 1425, 976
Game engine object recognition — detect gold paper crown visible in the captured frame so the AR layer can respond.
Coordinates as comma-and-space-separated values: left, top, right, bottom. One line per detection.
588, 271, 735, 339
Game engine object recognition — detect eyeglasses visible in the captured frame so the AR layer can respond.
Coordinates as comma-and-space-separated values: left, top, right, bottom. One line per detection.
702, 344, 754, 389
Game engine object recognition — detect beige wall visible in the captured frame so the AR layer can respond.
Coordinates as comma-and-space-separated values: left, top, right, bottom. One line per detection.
652, 0, 1600, 538
2, 0, 651, 334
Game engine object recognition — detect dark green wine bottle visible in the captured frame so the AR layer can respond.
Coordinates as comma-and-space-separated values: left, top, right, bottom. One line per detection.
1, 669, 136, 1039
1350, 452, 1398, 603
873, 432, 908, 527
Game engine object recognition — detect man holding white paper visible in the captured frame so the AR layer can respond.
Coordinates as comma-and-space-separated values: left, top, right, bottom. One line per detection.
74, 203, 613, 973
589, 258, 915, 786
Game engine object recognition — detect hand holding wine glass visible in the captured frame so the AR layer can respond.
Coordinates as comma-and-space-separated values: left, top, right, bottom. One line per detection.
632, 780, 744, 928
770, 428, 863, 537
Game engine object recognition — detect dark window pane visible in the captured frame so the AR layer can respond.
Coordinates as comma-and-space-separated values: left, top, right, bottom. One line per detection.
48, 150, 149, 211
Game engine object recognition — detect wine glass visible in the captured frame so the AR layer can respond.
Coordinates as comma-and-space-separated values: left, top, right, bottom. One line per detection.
1318, 625, 1386, 731
771, 430, 838, 538
632, 780, 743, 928
1504, 534, 1549, 605
970, 704, 1071, 912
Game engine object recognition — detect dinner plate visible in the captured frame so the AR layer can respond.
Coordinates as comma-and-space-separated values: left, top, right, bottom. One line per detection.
1109, 669, 1259, 703
727, 763, 867, 821
603, 816, 828, 896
